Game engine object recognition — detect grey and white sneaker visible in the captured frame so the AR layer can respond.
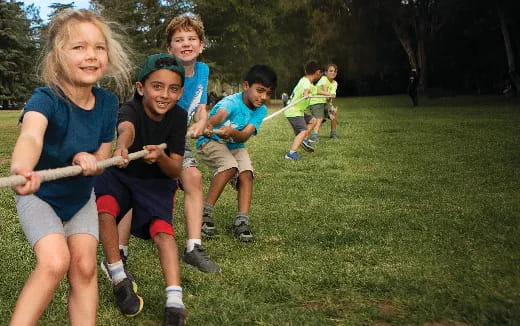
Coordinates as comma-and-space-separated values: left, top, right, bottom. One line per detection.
234, 215, 254, 242
202, 208, 218, 238
183, 244, 221, 273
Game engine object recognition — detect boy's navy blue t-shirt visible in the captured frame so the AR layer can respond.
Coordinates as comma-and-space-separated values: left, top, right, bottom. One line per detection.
117, 96, 187, 179
23, 87, 118, 221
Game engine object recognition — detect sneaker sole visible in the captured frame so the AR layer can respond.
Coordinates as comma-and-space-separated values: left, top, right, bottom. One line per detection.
100, 261, 138, 292
238, 234, 254, 242
124, 295, 144, 317
202, 225, 219, 238
284, 155, 302, 160
301, 143, 315, 152
201, 229, 219, 239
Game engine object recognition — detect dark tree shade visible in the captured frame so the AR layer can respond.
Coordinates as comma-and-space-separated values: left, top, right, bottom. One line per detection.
0, 1, 40, 108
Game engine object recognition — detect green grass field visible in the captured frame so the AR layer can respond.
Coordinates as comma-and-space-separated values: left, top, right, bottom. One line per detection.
0, 95, 519, 325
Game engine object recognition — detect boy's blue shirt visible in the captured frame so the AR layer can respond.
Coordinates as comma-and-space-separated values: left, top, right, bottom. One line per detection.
23, 86, 118, 221
196, 92, 267, 150
176, 61, 209, 123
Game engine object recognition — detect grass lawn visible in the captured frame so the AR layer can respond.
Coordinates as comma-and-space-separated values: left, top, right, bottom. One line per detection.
0, 95, 519, 325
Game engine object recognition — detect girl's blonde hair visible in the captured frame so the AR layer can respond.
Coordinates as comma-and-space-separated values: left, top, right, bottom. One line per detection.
165, 14, 205, 48
41, 9, 133, 96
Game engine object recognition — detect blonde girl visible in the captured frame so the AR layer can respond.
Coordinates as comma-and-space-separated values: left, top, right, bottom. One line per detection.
9, 9, 132, 325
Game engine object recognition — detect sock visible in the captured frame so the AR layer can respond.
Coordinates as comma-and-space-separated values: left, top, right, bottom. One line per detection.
312, 132, 318, 137
289, 150, 296, 154
165, 285, 185, 308
330, 130, 336, 135
186, 238, 201, 252
119, 245, 129, 259
107, 260, 127, 284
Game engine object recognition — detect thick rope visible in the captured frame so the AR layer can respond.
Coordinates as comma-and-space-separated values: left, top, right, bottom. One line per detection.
1, 95, 333, 188
0, 143, 167, 189
263, 95, 332, 121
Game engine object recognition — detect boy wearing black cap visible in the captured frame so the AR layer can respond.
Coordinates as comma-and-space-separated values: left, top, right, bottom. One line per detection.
95, 53, 187, 325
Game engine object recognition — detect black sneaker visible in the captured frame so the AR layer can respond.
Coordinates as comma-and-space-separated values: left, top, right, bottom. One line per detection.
202, 209, 218, 238
113, 278, 144, 317
100, 249, 137, 292
164, 307, 186, 326
183, 244, 221, 273
234, 215, 254, 242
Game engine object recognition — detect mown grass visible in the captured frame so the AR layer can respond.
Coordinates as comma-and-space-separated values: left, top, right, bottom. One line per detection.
0, 95, 519, 325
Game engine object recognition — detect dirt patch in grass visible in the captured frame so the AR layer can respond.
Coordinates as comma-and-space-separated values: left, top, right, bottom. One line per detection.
377, 301, 400, 316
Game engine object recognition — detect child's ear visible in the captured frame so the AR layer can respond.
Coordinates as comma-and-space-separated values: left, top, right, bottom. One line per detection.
242, 81, 249, 90
136, 81, 144, 96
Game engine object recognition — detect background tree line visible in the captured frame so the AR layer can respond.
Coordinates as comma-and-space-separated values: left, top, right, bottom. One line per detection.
1, 0, 518, 107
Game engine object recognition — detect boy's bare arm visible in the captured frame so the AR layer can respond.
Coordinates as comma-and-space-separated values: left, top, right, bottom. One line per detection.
113, 121, 135, 167
316, 84, 332, 96
188, 104, 209, 137
208, 108, 228, 126
219, 124, 256, 143
143, 145, 183, 179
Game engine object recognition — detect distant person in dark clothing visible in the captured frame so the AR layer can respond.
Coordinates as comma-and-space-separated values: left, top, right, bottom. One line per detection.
408, 68, 419, 106
281, 92, 289, 107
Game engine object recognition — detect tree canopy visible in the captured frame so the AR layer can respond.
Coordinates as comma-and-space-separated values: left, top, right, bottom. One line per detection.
1, 0, 519, 104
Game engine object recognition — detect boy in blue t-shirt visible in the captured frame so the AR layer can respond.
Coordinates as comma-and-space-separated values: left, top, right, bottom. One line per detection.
196, 65, 277, 242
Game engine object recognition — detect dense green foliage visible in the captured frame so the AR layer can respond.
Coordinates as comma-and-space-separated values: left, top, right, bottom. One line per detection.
0, 1, 40, 108
0, 96, 519, 324
1, 0, 519, 103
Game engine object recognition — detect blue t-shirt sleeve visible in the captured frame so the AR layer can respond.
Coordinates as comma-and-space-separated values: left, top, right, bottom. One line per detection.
249, 106, 267, 136
197, 62, 209, 105
100, 90, 118, 143
24, 87, 57, 121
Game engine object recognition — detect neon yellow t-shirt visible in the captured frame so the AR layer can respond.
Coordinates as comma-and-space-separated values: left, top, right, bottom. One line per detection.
309, 76, 338, 105
284, 76, 312, 118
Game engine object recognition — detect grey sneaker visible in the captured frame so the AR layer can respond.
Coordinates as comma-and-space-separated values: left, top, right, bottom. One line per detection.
202, 208, 218, 238
100, 249, 137, 292
310, 134, 319, 142
183, 244, 221, 273
234, 215, 254, 242
330, 133, 339, 140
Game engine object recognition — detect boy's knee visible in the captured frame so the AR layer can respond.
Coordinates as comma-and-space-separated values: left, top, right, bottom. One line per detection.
96, 195, 120, 218
150, 218, 175, 239
182, 166, 202, 183
239, 170, 253, 182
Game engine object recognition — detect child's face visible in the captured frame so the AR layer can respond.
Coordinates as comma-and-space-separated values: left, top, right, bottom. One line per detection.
242, 82, 273, 109
62, 22, 108, 88
168, 28, 204, 64
136, 69, 183, 121
326, 66, 337, 80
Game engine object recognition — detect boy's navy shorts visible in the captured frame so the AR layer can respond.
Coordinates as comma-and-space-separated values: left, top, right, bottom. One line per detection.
94, 167, 177, 240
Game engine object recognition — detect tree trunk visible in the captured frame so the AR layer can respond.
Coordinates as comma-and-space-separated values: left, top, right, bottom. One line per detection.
497, 3, 520, 92
392, 20, 417, 70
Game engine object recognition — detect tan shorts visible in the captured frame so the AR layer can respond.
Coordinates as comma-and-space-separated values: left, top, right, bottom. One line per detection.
197, 140, 253, 176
